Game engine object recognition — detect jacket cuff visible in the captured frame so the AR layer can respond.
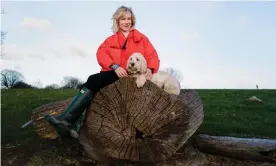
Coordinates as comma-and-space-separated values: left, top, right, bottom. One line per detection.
110, 64, 120, 70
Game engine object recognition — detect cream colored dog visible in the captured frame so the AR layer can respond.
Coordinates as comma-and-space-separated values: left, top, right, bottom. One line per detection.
127, 53, 181, 95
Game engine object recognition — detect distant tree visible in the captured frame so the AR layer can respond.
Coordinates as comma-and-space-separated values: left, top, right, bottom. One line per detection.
12, 81, 34, 89
1, 69, 24, 89
61, 76, 83, 89
44, 84, 60, 89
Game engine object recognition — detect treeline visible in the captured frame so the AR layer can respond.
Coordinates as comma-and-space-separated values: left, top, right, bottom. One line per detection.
1, 67, 184, 90
1, 69, 84, 89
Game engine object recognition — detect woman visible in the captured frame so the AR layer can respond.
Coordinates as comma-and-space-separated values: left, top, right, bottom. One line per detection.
44, 6, 160, 138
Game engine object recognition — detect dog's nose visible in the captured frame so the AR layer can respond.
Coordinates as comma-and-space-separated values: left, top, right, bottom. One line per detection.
131, 63, 135, 66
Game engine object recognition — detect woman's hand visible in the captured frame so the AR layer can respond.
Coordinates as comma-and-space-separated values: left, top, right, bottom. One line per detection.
115, 67, 128, 78
145, 68, 153, 80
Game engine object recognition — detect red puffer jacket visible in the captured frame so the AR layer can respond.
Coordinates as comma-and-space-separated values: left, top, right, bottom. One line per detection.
96, 29, 160, 73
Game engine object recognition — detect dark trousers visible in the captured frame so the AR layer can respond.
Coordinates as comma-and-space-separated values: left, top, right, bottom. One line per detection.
81, 70, 119, 94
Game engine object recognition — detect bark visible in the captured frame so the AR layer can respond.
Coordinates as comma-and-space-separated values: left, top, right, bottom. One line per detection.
195, 134, 276, 162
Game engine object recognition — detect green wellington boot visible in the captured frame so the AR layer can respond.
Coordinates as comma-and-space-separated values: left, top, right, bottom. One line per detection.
44, 86, 93, 139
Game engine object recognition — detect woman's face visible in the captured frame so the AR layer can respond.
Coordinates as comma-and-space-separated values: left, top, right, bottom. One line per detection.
119, 11, 132, 32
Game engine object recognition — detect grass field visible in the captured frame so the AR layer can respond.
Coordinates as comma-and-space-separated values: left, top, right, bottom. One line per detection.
2, 88, 276, 147
1, 88, 276, 165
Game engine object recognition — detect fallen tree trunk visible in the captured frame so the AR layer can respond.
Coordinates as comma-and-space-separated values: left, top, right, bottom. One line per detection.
195, 134, 276, 162
29, 77, 276, 164
31, 98, 74, 140
30, 77, 204, 164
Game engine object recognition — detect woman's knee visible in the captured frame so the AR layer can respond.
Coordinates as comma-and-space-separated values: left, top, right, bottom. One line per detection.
86, 73, 98, 83
82, 71, 119, 92
83, 73, 101, 88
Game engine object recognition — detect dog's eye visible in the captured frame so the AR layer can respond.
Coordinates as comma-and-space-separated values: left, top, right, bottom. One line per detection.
130, 58, 132, 60
136, 58, 139, 61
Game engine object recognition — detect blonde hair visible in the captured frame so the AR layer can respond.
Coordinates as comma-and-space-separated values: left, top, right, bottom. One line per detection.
112, 6, 136, 33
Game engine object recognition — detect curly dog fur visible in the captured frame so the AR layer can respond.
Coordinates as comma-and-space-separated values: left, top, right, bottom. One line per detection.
126, 52, 181, 95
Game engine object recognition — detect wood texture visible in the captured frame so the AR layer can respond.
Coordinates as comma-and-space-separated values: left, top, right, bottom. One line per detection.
80, 77, 204, 163
31, 98, 73, 139
195, 134, 276, 162
31, 77, 204, 163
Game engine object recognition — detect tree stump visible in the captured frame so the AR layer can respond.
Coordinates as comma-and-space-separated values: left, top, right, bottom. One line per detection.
31, 77, 204, 164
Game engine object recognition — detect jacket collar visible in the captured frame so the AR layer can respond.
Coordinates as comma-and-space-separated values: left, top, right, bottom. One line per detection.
116, 29, 143, 43
131, 29, 143, 42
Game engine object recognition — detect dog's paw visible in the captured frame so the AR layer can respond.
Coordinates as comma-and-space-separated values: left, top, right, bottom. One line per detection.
136, 76, 146, 88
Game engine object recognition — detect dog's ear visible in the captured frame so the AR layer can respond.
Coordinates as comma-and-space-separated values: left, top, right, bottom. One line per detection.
127, 54, 134, 70
139, 55, 147, 74
126, 56, 131, 68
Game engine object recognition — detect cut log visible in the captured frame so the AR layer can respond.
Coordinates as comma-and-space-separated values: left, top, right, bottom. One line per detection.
79, 77, 204, 163
31, 98, 73, 140
30, 77, 204, 164
195, 134, 276, 162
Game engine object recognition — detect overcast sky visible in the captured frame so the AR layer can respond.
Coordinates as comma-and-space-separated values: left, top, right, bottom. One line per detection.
1, 1, 276, 89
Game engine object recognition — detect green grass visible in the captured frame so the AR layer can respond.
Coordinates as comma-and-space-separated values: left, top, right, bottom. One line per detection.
1, 89, 276, 146
1, 89, 78, 146
197, 89, 276, 138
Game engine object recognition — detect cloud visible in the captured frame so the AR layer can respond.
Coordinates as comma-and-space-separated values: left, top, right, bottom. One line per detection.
19, 17, 52, 30
1, 44, 26, 61
1, 40, 101, 87
44, 38, 92, 58
2, 37, 93, 61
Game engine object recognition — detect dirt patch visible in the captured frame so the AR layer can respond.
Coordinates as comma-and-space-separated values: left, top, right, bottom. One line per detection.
2, 143, 37, 166
1, 142, 275, 166
158, 145, 276, 166
1, 139, 96, 166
